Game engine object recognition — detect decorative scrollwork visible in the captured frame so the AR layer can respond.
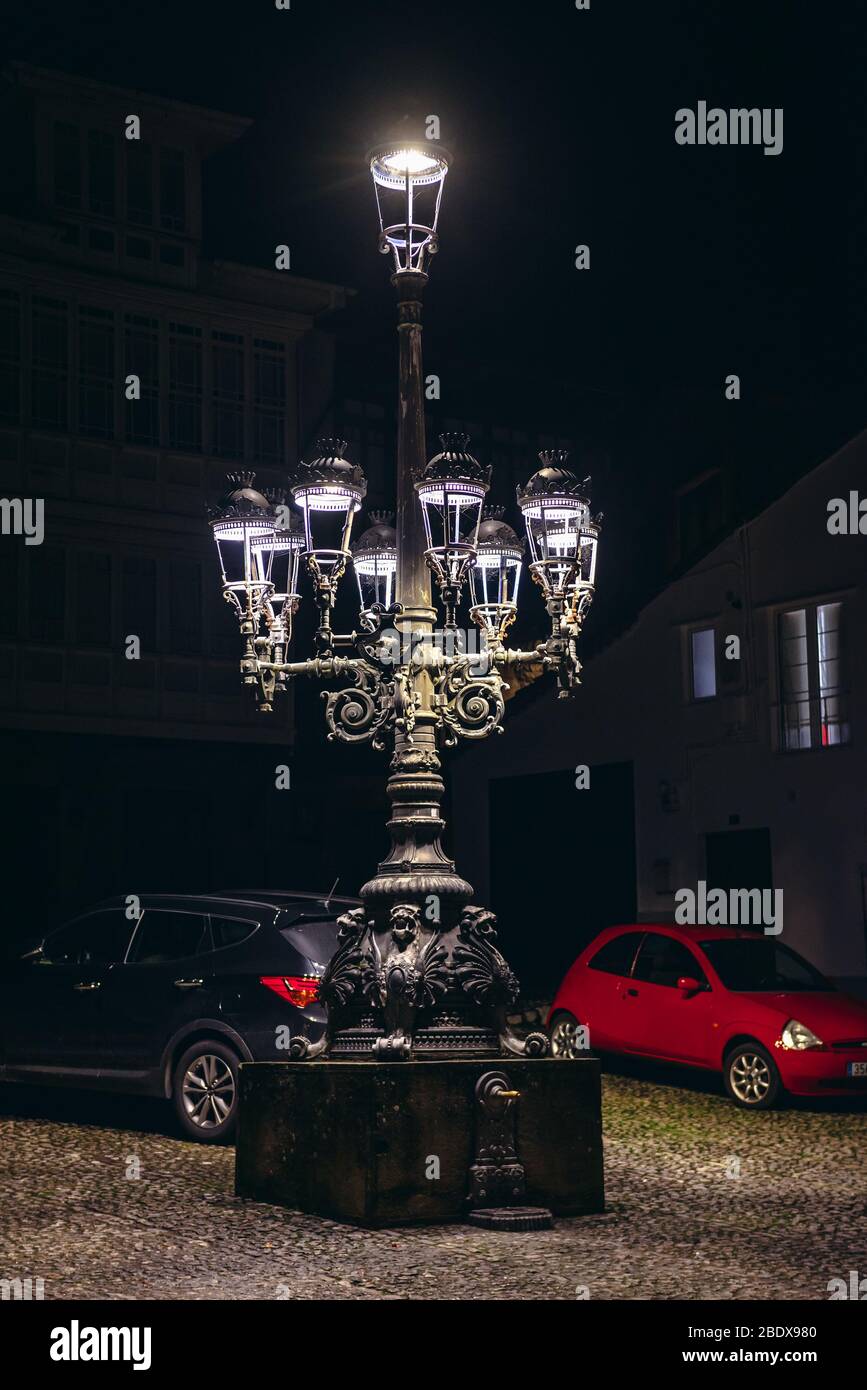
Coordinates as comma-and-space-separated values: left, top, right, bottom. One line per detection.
394, 668, 421, 742
319, 933, 366, 1008
413, 935, 451, 1009
453, 904, 519, 1007
436, 661, 506, 746
322, 675, 393, 746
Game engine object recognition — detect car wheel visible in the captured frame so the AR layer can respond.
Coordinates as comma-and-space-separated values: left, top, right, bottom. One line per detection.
723, 1042, 782, 1110
549, 1011, 586, 1060
171, 1040, 239, 1142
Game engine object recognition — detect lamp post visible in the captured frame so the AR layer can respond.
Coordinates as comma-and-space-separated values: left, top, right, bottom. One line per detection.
215, 138, 604, 1223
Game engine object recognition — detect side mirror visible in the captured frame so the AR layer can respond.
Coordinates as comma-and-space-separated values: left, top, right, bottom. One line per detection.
678, 975, 705, 997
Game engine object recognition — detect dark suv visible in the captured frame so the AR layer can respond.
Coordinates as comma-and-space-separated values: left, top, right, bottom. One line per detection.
0, 890, 354, 1141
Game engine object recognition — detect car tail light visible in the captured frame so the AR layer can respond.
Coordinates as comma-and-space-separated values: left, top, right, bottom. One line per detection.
260, 975, 321, 1008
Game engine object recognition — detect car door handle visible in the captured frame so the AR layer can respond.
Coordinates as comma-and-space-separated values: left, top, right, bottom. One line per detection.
73, 980, 101, 992
173, 978, 204, 989
624, 988, 638, 997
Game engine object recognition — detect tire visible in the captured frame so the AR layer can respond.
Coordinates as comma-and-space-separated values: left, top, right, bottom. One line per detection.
723, 1041, 782, 1110
549, 1011, 586, 1060
171, 1040, 239, 1142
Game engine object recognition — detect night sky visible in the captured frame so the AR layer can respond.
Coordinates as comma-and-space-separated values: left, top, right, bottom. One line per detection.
5, 0, 867, 627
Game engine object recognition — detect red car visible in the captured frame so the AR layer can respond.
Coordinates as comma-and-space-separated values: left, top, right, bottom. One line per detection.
548, 924, 867, 1108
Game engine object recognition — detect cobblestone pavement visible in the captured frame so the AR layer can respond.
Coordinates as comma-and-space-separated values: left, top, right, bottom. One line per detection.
1, 1066, 864, 1300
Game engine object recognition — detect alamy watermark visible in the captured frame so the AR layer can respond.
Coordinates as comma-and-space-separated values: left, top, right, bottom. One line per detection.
378, 626, 493, 674
675, 880, 783, 934
675, 103, 783, 157
0, 497, 44, 546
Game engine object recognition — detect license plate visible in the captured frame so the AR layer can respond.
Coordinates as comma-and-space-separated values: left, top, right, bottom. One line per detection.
847, 1061, 867, 1077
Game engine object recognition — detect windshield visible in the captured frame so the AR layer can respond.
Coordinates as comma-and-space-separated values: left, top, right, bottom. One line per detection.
700, 938, 833, 992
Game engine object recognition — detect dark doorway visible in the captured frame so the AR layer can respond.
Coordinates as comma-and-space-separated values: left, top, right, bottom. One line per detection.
489, 762, 636, 999
704, 828, 773, 906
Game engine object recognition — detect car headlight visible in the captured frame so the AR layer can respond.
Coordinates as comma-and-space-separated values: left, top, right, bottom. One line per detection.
781, 1018, 823, 1051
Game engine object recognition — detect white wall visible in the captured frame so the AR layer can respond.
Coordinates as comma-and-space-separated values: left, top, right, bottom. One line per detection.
452, 431, 867, 979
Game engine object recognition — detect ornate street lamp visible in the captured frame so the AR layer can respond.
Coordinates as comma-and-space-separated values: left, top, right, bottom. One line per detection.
208, 471, 277, 690
468, 506, 524, 647
351, 511, 397, 629
210, 138, 603, 1177
290, 438, 366, 653
517, 450, 601, 695
369, 141, 449, 274
416, 432, 491, 629
251, 497, 304, 659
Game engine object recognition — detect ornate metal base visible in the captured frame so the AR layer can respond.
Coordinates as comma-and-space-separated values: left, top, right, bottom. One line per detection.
466, 1207, 554, 1231
289, 900, 549, 1062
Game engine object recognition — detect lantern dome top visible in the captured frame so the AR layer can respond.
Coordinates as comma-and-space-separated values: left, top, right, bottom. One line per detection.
352, 511, 396, 554
516, 450, 591, 509
291, 439, 367, 499
476, 505, 523, 551
208, 471, 273, 523
419, 433, 492, 489
369, 142, 450, 190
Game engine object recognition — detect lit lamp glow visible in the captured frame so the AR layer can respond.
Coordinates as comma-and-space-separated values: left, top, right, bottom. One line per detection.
208, 471, 276, 627
251, 500, 305, 647
416, 433, 491, 625
369, 140, 450, 274
351, 512, 397, 627
290, 438, 367, 587
517, 450, 594, 599
468, 506, 523, 644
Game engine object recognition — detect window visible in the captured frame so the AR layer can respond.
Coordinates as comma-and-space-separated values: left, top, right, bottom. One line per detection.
168, 322, 202, 451
0, 290, 21, 424
75, 552, 111, 645
87, 130, 115, 217
54, 122, 81, 210
212, 331, 244, 458
168, 559, 201, 654
700, 939, 831, 993
0, 545, 19, 637
253, 338, 286, 464
159, 243, 185, 268
126, 143, 153, 225
588, 931, 644, 977
128, 910, 210, 964
124, 314, 159, 446
31, 297, 68, 429
43, 910, 134, 966
633, 934, 707, 989
690, 627, 717, 700
211, 916, 257, 949
27, 546, 66, 642
125, 235, 151, 260
78, 307, 115, 438
159, 148, 185, 232
122, 555, 157, 649
87, 227, 115, 254
778, 601, 849, 751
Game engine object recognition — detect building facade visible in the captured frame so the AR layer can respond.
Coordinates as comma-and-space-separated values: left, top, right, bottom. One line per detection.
452, 430, 867, 991
0, 65, 346, 926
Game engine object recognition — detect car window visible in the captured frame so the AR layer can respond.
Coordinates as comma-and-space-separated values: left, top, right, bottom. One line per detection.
587, 932, 645, 977
278, 918, 338, 969
210, 915, 258, 949
127, 910, 211, 965
42, 910, 135, 967
633, 934, 707, 988
699, 939, 832, 992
